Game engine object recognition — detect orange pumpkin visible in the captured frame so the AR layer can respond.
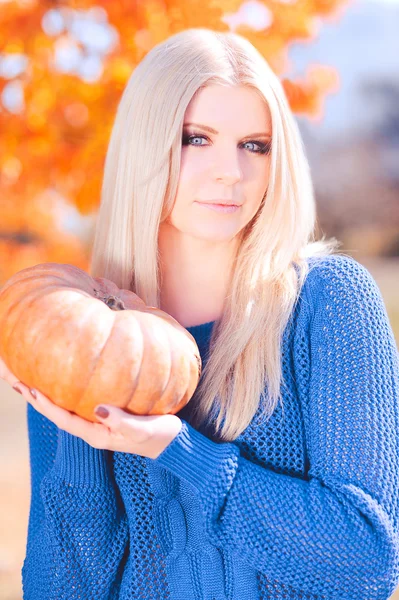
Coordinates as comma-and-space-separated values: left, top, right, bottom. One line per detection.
0, 263, 201, 422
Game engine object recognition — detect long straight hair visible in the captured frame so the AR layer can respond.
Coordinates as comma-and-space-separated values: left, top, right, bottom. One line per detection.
89, 28, 340, 442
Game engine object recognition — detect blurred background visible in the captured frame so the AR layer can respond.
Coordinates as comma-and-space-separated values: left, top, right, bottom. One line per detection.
0, 0, 398, 598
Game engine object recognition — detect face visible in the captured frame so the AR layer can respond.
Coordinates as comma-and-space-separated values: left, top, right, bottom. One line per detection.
162, 84, 272, 244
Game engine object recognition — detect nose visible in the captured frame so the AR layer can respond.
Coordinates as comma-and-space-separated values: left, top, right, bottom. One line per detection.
212, 149, 243, 186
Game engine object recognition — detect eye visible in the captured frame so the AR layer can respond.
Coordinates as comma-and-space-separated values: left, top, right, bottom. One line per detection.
182, 134, 208, 146
182, 132, 271, 155
241, 140, 271, 155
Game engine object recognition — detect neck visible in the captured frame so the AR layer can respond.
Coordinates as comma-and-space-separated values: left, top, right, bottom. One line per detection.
158, 222, 240, 327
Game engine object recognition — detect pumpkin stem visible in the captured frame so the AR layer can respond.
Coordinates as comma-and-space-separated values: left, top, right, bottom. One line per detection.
94, 290, 126, 311
104, 295, 126, 310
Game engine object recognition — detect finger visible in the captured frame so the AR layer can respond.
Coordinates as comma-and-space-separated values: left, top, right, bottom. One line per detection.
0, 356, 19, 386
15, 382, 102, 439
12, 381, 37, 406
40, 396, 97, 438
94, 405, 154, 444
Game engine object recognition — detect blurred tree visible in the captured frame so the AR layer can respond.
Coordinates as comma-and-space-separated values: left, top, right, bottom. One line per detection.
360, 78, 399, 186
0, 0, 347, 285
305, 77, 399, 259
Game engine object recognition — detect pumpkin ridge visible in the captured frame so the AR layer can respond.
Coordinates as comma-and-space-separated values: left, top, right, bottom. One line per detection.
159, 320, 174, 400
65, 298, 117, 411
146, 316, 174, 411
1, 270, 86, 296
125, 312, 171, 414
0, 284, 67, 380
73, 308, 135, 416
0, 263, 201, 421
26, 291, 107, 404
153, 320, 186, 414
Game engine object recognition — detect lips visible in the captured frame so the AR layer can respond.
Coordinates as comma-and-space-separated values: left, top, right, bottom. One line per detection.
196, 202, 241, 214
197, 201, 241, 207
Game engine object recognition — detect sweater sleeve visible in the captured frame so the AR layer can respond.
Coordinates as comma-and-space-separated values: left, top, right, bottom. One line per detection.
22, 404, 58, 573
154, 256, 399, 599
22, 403, 129, 600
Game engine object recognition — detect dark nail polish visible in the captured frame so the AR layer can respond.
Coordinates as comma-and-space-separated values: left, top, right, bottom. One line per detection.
95, 406, 109, 419
12, 384, 22, 395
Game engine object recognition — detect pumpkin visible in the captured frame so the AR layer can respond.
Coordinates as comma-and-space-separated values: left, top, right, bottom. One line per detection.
0, 262, 202, 422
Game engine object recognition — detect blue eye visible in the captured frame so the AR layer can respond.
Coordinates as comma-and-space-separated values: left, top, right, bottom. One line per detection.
242, 141, 271, 155
182, 133, 271, 155
182, 134, 207, 146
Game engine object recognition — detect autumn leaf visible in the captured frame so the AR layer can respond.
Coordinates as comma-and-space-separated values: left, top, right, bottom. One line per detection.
0, 0, 349, 285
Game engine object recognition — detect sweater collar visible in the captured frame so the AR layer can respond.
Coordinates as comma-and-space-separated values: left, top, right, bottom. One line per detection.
185, 320, 216, 361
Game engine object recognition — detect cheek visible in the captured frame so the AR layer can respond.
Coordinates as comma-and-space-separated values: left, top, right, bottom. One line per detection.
243, 162, 271, 219
245, 162, 270, 200
253, 158, 270, 187
173, 154, 205, 209
256, 162, 271, 204
179, 150, 204, 182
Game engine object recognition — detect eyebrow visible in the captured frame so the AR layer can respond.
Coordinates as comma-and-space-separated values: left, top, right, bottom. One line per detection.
183, 122, 272, 138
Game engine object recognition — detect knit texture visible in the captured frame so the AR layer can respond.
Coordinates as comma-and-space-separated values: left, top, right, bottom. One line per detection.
21, 254, 399, 599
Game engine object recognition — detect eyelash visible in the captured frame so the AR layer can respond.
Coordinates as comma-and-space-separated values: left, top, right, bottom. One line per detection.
182, 133, 271, 155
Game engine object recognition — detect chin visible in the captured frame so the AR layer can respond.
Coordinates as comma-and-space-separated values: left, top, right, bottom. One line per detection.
191, 226, 241, 242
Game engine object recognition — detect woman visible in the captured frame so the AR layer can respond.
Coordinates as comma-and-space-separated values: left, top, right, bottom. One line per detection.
3, 27, 399, 599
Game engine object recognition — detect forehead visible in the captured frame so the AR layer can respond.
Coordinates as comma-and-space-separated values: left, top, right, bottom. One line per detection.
184, 84, 272, 133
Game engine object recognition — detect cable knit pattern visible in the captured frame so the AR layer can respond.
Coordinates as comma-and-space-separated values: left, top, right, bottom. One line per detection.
21, 255, 399, 599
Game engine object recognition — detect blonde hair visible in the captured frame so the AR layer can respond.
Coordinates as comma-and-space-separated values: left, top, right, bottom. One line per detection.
89, 27, 341, 442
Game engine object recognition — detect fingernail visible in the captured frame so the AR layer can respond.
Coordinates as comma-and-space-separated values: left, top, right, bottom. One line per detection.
95, 406, 109, 419
29, 389, 37, 400
12, 384, 22, 395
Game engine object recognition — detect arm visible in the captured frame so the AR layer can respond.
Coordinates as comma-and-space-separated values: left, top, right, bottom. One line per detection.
154, 256, 399, 599
22, 403, 129, 600
23, 402, 58, 546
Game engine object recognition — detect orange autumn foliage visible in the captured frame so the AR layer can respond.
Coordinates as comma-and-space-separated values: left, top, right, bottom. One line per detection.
0, 0, 348, 286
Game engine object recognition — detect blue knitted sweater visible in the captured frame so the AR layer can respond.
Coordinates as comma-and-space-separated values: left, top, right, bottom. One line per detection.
21, 255, 399, 599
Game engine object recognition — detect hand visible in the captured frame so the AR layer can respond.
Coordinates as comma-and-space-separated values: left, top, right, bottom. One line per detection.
2, 358, 182, 460
0, 355, 20, 387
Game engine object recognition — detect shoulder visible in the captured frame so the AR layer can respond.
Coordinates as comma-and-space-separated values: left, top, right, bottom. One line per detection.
293, 253, 394, 343
301, 253, 384, 311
